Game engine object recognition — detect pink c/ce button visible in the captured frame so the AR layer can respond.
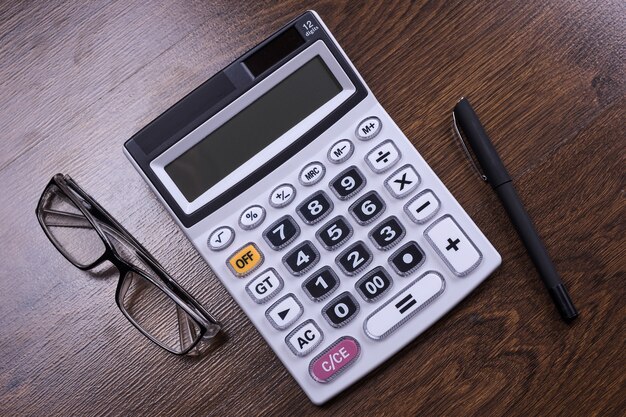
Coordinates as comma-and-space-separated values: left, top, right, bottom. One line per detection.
309, 337, 360, 383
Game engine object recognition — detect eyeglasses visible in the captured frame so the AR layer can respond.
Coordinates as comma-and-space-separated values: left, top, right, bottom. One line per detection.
36, 174, 221, 355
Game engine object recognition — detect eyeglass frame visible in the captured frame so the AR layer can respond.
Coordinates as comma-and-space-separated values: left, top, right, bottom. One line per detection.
36, 173, 221, 355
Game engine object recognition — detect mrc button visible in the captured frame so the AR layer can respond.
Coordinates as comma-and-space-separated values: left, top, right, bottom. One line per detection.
227, 243, 264, 277
299, 161, 326, 186
309, 336, 361, 383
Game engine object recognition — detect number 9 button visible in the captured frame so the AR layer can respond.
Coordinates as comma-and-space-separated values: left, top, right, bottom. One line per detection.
329, 166, 366, 200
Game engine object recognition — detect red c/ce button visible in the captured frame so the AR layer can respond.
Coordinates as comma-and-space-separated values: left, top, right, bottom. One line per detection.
309, 337, 360, 383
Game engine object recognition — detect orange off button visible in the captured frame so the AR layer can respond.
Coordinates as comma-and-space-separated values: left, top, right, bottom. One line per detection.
227, 243, 263, 277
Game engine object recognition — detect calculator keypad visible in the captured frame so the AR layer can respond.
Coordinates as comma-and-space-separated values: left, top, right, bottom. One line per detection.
329, 166, 366, 200
263, 215, 300, 250
283, 240, 320, 276
296, 191, 334, 225
349, 191, 386, 225
315, 216, 353, 250
322, 292, 360, 328
302, 267, 340, 301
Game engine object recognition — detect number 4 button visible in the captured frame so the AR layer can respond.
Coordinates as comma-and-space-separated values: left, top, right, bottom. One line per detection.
282, 240, 320, 276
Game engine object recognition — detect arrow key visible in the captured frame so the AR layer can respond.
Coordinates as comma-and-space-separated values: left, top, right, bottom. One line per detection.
266, 294, 303, 330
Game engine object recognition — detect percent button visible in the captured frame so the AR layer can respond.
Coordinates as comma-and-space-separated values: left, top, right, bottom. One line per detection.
239, 205, 266, 230
309, 337, 360, 383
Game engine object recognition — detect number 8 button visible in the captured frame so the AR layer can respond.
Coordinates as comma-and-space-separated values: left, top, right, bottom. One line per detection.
296, 191, 333, 225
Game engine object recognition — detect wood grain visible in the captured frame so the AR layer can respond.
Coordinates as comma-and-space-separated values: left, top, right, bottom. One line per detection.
0, 0, 624, 415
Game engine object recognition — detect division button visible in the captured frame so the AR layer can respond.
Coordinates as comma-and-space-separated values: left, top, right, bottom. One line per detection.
404, 189, 441, 224
424, 215, 482, 276
309, 337, 361, 383
364, 271, 445, 339
355, 266, 393, 302
349, 191, 386, 225
239, 205, 266, 230
315, 215, 353, 251
388, 241, 425, 276
299, 161, 326, 186
266, 294, 303, 330
207, 226, 235, 251
302, 267, 340, 301
285, 319, 324, 356
245, 268, 283, 304
282, 240, 320, 276
262, 215, 300, 250
369, 216, 406, 250
269, 183, 296, 208
329, 166, 366, 200
327, 139, 354, 164
296, 190, 334, 225
355, 116, 382, 141
227, 243, 264, 277
365, 139, 401, 173
322, 292, 360, 328
335, 241, 373, 276
384, 164, 420, 198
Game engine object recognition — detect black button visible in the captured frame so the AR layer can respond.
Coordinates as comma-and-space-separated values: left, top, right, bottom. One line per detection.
355, 267, 393, 302
263, 215, 300, 250
369, 216, 405, 250
283, 240, 320, 276
335, 241, 373, 276
329, 166, 366, 200
349, 191, 385, 225
322, 292, 360, 327
296, 191, 333, 225
302, 267, 339, 301
315, 216, 353, 250
389, 241, 425, 276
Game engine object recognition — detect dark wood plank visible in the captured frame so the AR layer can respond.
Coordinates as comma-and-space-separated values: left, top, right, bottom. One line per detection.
0, 0, 624, 415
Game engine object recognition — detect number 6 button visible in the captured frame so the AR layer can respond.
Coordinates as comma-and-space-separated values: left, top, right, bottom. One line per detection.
322, 292, 360, 328
349, 191, 385, 225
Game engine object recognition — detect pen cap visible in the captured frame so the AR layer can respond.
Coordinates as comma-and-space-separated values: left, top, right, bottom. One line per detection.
453, 98, 512, 188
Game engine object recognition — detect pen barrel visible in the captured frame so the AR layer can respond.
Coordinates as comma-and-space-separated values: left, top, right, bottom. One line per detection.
495, 183, 578, 322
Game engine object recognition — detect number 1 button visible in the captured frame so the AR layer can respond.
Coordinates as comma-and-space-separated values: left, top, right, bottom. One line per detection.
302, 267, 339, 301
263, 215, 300, 250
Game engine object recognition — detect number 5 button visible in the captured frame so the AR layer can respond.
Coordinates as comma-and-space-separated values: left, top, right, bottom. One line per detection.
315, 216, 353, 250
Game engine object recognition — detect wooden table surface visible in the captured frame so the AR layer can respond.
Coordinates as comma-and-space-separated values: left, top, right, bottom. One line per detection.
1, 1, 624, 415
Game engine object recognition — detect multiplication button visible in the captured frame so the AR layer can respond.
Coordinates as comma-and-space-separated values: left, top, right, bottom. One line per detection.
285, 320, 323, 356
384, 164, 420, 198
365, 140, 401, 173
364, 271, 445, 339
327, 139, 354, 164
424, 215, 482, 276
266, 294, 303, 330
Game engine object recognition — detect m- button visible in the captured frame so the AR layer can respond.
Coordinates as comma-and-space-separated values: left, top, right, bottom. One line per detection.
227, 243, 264, 277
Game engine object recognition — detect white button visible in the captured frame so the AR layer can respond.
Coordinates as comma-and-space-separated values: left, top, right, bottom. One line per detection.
355, 116, 382, 140
285, 319, 323, 356
327, 139, 354, 164
239, 205, 266, 230
269, 184, 296, 208
404, 189, 440, 224
424, 215, 482, 276
299, 161, 326, 186
207, 226, 235, 251
364, 271, 445, 339
365, 140, 401, 173
266, 294, 303, 330
384, 164, 420, 198
245, 268, 283, 304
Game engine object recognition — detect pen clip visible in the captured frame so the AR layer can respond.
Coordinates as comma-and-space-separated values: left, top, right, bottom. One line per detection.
452, 110, 488, 182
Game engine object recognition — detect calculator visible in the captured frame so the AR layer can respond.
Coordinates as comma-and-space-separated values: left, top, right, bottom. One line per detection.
124, 10, 501, 405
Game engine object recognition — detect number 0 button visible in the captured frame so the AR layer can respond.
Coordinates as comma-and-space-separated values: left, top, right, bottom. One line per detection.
322, 292, 360, 328
283, 240, 320, 276
296, 191, 334, 225
336, 241, 373, 276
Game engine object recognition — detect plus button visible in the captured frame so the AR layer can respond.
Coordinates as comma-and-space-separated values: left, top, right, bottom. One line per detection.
445, 238, 460, 251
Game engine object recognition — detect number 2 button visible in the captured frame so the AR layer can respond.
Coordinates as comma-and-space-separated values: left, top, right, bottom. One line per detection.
316, 216, 353, 250
263, 215, 300, 250
283, 240, 320, 276
336, 241, 373, 276
296, 191, 333, 225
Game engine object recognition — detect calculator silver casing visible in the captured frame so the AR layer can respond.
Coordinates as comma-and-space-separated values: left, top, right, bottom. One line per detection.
124, 11, 501, 405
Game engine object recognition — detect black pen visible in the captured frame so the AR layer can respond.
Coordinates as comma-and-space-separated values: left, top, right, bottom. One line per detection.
452, 97, 578, 323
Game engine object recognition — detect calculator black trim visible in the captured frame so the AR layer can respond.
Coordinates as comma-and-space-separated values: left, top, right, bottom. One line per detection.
124, 11, 368, 228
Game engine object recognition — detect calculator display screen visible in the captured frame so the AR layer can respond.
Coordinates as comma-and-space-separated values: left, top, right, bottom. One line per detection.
165, 56, 342, 202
